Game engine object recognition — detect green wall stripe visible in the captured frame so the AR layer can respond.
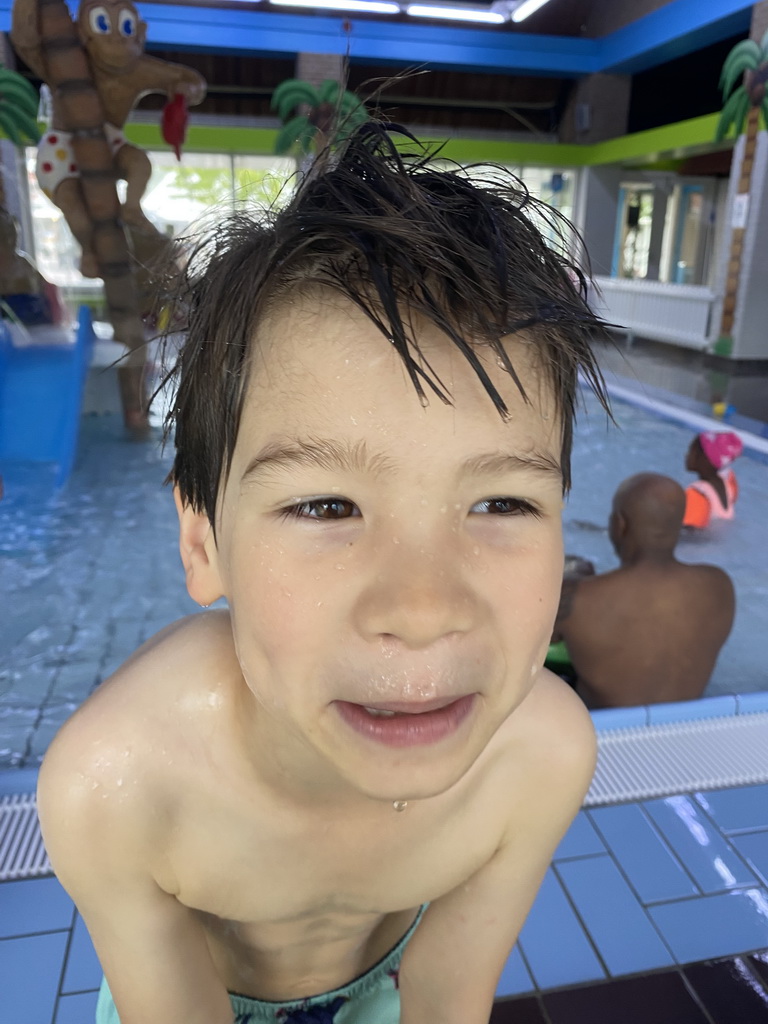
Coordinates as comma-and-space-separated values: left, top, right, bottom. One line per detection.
125, 112, 727, 169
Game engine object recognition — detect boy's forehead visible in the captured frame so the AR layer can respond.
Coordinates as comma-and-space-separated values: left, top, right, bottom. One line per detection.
234, 295, 562, 471
253, 292, 554, 403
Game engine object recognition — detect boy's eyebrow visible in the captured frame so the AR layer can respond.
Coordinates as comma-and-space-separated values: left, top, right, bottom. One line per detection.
462, 451, 562, 479
241, 438, 397, 482
241, 438, 561, 483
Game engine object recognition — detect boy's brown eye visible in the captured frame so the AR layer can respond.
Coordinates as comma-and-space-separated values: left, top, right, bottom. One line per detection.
314, 499, 356, 519
288, 498, 360, 520
472, 497, 541, 517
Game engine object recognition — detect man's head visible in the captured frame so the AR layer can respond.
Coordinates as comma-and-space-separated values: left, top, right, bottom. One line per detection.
609, 473, 685, 561
164, 124, 610, 526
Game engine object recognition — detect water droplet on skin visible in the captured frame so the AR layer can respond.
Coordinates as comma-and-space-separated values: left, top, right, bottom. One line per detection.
334, 564, 346, 571
116, 778, 124, 787
472, 546, 481, 557
392, 537, 400, 545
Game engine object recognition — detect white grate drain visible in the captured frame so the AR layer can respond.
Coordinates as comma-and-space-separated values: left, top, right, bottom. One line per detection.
0, 794, 51, 880
586, 712, 768, 806
2, 713, 767, 877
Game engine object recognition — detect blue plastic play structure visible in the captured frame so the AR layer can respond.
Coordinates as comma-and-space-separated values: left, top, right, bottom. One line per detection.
0, 305, 94, 487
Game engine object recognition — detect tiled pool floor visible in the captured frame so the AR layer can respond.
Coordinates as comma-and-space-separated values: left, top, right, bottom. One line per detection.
3, 773, 768, 1024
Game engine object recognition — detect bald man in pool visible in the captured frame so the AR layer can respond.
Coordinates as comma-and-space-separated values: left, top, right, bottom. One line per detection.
552, 473, 735, 708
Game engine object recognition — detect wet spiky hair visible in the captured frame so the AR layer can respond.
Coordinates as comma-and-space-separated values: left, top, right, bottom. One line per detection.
161, 122, 610, 523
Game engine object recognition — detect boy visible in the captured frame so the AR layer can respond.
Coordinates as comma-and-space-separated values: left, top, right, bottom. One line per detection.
37, 124, 611, 1024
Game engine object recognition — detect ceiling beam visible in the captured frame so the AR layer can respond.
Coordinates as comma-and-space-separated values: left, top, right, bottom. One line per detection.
0, 0, 752, 77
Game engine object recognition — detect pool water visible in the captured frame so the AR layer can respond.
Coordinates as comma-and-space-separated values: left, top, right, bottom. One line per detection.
565, 387, 768, 699
0, 380, 766, 768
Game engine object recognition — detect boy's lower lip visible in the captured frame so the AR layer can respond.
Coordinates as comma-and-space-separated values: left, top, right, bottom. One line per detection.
334, 694, 476, 747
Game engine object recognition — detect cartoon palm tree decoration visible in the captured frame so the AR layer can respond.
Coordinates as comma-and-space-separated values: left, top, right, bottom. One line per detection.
0, 64, 40, 148
271, 78, 368, 157
713, 28, 768, 354
0, 64, 41, 211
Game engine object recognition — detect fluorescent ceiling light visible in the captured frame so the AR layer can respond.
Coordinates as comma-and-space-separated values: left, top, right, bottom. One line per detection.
269, 0, 400, 11
511, 0, 550, 22
406, 3, 505, 22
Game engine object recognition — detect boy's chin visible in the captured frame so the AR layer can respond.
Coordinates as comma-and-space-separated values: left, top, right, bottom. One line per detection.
337, 743, 488, 807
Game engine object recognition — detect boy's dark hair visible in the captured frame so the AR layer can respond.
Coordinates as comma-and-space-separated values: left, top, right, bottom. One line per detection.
162, 123, 610, 524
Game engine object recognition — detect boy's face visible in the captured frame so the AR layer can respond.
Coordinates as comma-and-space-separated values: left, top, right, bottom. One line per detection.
187, 296, 565, 805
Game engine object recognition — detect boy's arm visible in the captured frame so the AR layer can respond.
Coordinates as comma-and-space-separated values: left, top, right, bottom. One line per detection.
37, 729, 234, 1024
398, 685, 596, 1024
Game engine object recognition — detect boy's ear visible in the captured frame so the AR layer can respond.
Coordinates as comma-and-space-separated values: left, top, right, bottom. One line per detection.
174, 487, 224, 606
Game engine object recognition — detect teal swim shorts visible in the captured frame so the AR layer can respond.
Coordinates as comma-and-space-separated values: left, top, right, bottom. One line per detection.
95, 907, 424, 1023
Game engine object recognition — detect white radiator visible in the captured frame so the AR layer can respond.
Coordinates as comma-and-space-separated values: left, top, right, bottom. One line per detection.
591, 277, 715, 350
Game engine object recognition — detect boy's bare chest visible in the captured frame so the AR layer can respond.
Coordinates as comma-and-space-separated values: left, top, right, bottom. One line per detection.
159, 776, 505, 1000
168, 783, 501, 924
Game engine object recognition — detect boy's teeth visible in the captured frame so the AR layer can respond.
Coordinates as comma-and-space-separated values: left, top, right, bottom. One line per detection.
364, 707, 398, 717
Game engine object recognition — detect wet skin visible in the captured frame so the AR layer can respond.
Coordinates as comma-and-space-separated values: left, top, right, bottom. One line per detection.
182, 296, 567, 807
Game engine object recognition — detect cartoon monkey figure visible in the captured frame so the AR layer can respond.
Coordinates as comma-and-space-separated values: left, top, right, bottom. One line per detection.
11, 0, 206, 277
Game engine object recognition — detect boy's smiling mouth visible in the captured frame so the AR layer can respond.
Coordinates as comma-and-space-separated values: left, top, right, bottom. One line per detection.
334, 695, 477, 747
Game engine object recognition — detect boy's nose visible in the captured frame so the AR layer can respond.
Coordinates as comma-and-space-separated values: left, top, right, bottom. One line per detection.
352, 542, 480, 649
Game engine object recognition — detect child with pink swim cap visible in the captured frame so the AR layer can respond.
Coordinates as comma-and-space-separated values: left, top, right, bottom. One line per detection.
683, 430, 744, 528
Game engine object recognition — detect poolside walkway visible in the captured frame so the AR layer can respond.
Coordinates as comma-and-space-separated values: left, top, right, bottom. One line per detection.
4, 764, 768, 1023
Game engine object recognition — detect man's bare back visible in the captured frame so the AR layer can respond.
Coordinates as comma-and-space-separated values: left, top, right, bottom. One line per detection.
554, 473, 735, 708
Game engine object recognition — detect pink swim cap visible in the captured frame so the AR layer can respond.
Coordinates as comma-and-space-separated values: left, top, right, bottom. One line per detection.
699, 431, 743, 469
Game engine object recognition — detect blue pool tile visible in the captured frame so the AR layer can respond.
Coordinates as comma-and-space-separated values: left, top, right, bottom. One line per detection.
648, 889, 768, 964
731, 833, 768, 887
556, 855, 675, 976
647, 695, 738, 724
683, 957, 768, 1024
495, 944, 534, 997
590, 706, 649, 731
0, 931, 68, 1024
55, 990, 100, 1024
588, 804, 697, 903
0, 877, 73, 938
644, 795, 757, 893
736, 693, 768, 715
62, 914, 101, 993
518, 867, 605, 990
553, 811, 606, 860
0, 768, 39, 795
695, 785, 768, 832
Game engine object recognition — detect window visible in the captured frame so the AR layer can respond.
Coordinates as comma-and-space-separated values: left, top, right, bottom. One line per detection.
26, 149, 297, 301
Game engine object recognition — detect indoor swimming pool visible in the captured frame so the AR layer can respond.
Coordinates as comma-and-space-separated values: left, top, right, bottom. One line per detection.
1, 363, 767, 768
2, 359, 768, 1023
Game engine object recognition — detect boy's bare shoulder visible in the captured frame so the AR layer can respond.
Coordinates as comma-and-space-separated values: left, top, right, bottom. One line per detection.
490, 670, 596, 840
37, 612, 239, 887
